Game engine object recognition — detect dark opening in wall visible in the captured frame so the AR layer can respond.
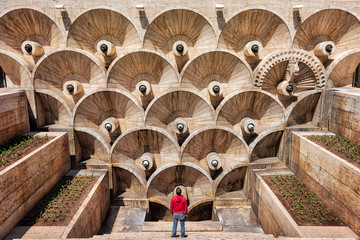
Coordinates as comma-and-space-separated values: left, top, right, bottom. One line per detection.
353, 64, 360, 87
0, 67, 6, 88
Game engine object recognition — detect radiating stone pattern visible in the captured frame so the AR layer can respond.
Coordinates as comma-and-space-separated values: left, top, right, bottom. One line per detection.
0, 3, 359, 218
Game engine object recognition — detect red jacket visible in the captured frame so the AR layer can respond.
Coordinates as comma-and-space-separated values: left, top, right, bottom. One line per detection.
170, 195, 188, 215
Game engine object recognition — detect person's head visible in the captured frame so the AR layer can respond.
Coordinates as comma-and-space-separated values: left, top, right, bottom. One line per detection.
176, 187, 182, 196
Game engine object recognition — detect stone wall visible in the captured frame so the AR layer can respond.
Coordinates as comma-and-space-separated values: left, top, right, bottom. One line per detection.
0, 89, 29, 145
290, 131, 360, 235
62, 169, 110, 238
330, 89, 360, 142
0, 132, 70, 240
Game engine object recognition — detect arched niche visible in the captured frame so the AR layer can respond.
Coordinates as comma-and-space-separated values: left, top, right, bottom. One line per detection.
216, 90, 285, 143
293, 9, 360, 62
327, 50, 360, 88
75, 128, 110, 162
113, 165, 147, 199
35, 91, 72, 126
286, 91, 322, 127
181, 126, 249, 178
187, 200, 213, 221
73, 89, 145, 145
254, 49, 326, 107
111, 126, 180, 180
181, 50, 253, 108
145, 89, 215, 145
218, 9, 291, 68
67, 8, 139, 64
249, 129, 284, 161
143, 8, 217, 72
214, 166, 247, 198
0, 50, 31, 88
0, 8, 63, 63
34, 49, 107, 109
107, 50, 180, 109
146, 163, 213, 211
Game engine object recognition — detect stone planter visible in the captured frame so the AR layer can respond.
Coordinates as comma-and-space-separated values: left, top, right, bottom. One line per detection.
0, 132, 70, 240
252, 169, 358, 238
291, 131, 360, 235
6, 169, 109, 239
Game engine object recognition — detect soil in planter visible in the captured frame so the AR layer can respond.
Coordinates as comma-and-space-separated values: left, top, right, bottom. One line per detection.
263, 175, 344, 226
0, 134, 52, 170
19, 174, 97, 226
307, 134, 360, 169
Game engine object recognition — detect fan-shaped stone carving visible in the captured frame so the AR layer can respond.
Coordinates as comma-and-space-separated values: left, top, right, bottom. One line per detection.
327, 50, 360, 87
293, 9, 360, 60
146, 163, 213, 212
254, 49, 326, 107
143, 9, 217, 71
111, 126, 180, 180
108, 50, 179, 108
75, 129, 110, 162
181, 50, 253, 108
35, 92, 72, 126
214, 167, 247, 198
0, 8, 63, 63
218, 9, 291, 67
145, 89, 215, 145
0, 50, 31, 88
34, 49, 106, 108
113, 166, 147, 199
216, 90, 285, 142
249, 129, 283, 161
286, 91, 321, 126
73, 89, 144, 144
181, 126, 248, 179
67, 8, 139, 65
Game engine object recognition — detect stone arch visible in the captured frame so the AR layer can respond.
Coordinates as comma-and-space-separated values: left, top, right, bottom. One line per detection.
73, 88, 145, 145
67, 7, 139, 54
107, 49, 180, 108
33, 48, 107, 109
180, 49, 253, 108
143, 8, 217, 72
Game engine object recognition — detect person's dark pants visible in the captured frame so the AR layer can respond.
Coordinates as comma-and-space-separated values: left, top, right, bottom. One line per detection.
172, 213, 186, 237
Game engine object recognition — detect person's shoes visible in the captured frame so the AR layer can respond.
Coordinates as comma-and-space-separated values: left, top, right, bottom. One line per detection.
181, 235, 187, 238
171, 235, 178, 238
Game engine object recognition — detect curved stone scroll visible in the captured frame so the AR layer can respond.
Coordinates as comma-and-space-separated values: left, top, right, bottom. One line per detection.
254, 49, 326, 107
34, 49, 107, 109
0, 8, 63, 63
67, 8, 139, 65
218, 9, 291, 67
146, 163, 213, 213
293, 9, 360, 59
108, 50, 180, 108
216, 90, 285, 142
145, 89, 215, 145
181, 126, 248, 178
73, 89, 144, 144
143, 8, 217, 72
327, 50, 360, 88
181, 50, 253, 108
111, 126, 180, 180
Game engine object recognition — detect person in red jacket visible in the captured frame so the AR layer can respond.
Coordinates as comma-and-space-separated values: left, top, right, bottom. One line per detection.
170, 187, 188, 238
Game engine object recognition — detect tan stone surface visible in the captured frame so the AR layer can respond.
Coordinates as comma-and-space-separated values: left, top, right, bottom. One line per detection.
62, 169, 110, 238
0, 90, 29, 145
291, 131, 360, 235
0, 132, 70, 240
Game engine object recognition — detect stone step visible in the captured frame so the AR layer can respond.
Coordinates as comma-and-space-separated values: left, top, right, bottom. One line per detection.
142, 221, 222, 232
93, 231, 275, 240
98, 206, 146, 234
